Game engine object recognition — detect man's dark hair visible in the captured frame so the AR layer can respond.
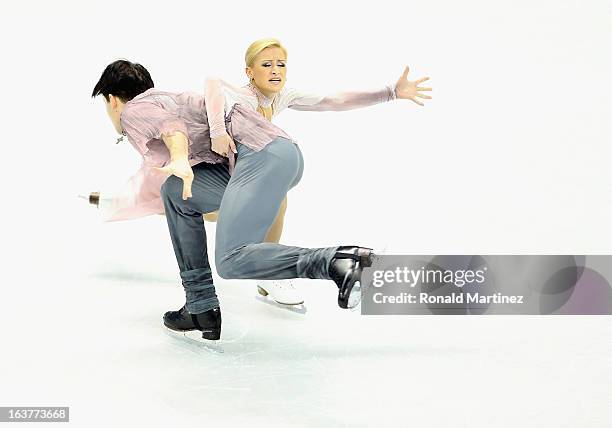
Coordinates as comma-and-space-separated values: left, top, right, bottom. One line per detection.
91, 59, 154, 102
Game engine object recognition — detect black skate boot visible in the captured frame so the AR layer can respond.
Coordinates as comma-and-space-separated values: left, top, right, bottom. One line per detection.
329, 246, 374, 309
163, 305, 222, 340
163, 306, 197, 331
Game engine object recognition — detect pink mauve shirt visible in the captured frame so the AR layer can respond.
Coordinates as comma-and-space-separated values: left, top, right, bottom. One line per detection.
104, 82, 396, 222
105, 88, 293, 221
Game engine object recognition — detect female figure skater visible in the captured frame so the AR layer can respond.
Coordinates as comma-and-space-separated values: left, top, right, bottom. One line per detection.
92, 60, 378, 340
199, 38, 431, 306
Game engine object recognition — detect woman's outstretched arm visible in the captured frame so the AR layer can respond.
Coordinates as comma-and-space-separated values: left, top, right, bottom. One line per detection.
287, 66, 431, 111
287, 85, 397, 111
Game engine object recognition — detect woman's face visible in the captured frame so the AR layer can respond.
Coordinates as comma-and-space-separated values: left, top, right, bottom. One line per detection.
246, 46, 287, 97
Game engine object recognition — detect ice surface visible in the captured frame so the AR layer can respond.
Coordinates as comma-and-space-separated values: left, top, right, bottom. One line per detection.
2, 206, 611, 428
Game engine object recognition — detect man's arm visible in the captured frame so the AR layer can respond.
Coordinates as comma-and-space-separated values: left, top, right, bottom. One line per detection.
154, 131, 194, 200
84, 164, 167, 222
163, 131, 189, 162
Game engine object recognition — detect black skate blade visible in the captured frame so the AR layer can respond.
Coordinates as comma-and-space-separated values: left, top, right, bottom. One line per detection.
254, 294, 307, 314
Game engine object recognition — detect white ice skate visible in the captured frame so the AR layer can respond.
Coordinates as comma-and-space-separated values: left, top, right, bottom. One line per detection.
257, 280, 304, 305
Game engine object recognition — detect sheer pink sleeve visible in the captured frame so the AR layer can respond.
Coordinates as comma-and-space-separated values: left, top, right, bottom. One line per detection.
101, 163, 167, 222
204, 77, 256, 139
204, 77, 229, 139
286, 84, 397, 112
120, 102, 190, 156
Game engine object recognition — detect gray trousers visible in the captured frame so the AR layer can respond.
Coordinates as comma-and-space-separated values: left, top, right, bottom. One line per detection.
161, 137, 339, 313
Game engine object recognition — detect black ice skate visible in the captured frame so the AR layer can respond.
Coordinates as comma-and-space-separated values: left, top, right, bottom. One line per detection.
329, 246, 374, 309
163, 305, 222, 340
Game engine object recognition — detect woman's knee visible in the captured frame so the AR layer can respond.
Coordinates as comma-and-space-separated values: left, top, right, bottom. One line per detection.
215, 256, 234, 279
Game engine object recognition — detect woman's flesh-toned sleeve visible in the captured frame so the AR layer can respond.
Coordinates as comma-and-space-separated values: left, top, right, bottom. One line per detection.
286, 84, 396, 112
204, 77, 230, 139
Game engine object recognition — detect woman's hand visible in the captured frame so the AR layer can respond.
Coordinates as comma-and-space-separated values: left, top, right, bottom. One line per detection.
395, 66, 432, 106
154, 159, 194, 200
211, 132, 237, 158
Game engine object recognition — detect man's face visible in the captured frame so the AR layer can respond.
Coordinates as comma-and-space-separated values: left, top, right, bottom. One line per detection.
104, 95, 124, 135
246, 46, 287, 98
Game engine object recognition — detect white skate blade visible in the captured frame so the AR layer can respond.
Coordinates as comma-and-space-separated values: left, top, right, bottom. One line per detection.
254, 294, 307, 314
256, 285, 305, 306
349, 299, 362, 312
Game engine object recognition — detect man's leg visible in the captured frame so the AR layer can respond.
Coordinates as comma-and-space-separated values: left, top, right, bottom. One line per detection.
161, 162, 230, 313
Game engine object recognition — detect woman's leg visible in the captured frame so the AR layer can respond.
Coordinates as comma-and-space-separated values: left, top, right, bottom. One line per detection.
203, 212, 219, 222
264, 196, 287, 243
201, 151, 299, 304
214, 137, 337, 280
203, 196, 288, 244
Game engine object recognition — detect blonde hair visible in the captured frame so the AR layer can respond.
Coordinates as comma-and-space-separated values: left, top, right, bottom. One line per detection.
245, 38, 288, 67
